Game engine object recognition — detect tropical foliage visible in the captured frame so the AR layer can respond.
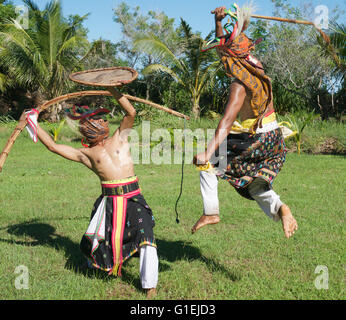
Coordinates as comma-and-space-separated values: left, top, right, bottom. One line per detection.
134, 19, 221, 118
0, 0, 344, 123
0, 0, 89, 98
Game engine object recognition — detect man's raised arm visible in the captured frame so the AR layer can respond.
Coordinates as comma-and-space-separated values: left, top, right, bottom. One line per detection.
107, 87, 136, 133
214, 6, 227, 38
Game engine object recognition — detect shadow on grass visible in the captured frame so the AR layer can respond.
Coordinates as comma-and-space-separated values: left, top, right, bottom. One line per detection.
1, 220, 111, 281
156, 239, 241, 282
1, 220, 241, 292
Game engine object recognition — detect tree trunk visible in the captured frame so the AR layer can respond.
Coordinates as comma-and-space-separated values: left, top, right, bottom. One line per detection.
191, 97, 200, 119
331, 81, 335, 118
146, 81, 150, 101
40, 103, 63, 122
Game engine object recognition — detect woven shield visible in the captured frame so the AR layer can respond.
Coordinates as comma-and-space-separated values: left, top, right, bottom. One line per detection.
69, 67, 138, 87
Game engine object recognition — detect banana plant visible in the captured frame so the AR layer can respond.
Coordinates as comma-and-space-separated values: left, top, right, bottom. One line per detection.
283, 111, 319, 155
45, 118, 66, 142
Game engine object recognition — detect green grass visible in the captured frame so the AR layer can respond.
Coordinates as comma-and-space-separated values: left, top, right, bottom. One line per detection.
0, 121, 345, 300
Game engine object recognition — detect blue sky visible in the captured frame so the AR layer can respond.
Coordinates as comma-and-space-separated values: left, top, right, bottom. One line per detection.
10, 0, 346, 42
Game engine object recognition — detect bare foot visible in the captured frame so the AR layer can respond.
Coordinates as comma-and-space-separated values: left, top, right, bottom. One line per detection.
278, 204, 298, 239
191, 214, 220, 234
146, 288, 157, 299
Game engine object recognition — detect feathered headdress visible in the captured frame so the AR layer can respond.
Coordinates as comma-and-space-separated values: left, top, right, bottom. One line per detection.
202, 2, 256, 52
234, 1, 256, 37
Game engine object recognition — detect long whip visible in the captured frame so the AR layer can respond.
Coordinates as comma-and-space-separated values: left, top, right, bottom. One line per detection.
174, 117, 187, 224
210, 10, 341, 67
250, 14, 331, 44
211, 9, 330, 43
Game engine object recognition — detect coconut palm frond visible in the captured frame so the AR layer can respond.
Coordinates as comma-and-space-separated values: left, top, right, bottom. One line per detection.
329, 22, 346, 62
142, 64, 185, 86
57, 35, 85, 57
62, 13, 90, 43
179, 18, 194, 43
0, 27, 36, 60
197, 61, 222, 93
23, 0, 40, 12
135, 18, 221, 118
317, 21, 345, 73
134, 35, 184, 71
0, 0, 90, 99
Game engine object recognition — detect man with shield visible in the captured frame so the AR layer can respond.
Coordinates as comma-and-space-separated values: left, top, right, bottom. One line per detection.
21, 86, 158, 298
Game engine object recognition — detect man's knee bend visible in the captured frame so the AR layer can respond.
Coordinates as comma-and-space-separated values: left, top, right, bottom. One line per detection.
250, 188, 283, 221
247, 178, 271, 196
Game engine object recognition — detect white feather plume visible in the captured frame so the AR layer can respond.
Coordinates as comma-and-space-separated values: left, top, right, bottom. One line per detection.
234, 1, 256, 38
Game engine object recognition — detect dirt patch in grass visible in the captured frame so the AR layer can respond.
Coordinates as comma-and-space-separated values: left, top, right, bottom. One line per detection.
285, 137, 345, 155
316, 138, 346, 155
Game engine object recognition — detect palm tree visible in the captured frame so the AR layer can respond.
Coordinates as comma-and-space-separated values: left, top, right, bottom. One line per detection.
318, 21, 345, 77
317, 21, 345, 118
0, 0, 89, 101
134, 19, 221, 118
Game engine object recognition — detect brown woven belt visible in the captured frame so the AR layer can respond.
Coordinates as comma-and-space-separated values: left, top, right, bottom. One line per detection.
102, 181, 139, 196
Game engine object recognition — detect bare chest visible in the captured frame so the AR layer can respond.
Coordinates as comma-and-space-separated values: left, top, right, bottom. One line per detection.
239, 95, 256, 121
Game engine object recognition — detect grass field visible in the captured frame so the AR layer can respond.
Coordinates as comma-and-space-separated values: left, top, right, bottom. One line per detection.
0, 121, 345, 300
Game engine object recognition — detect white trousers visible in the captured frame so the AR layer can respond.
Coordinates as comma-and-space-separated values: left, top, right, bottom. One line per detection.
139, 245, 159, 289
200, 171, 283, 222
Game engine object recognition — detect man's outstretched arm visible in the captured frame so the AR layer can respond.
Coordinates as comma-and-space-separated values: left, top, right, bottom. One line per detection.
35, 124, 92, 167
20, 111, 91, 166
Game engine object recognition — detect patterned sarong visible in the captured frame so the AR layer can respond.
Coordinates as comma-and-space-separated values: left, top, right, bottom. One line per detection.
80, 176, 156, 275
211, 33, 286, 198
211, 114, 287, 200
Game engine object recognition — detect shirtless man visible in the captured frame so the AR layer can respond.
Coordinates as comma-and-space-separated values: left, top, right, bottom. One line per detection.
192, 6, 298, 239
22, 87, 158, 298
